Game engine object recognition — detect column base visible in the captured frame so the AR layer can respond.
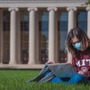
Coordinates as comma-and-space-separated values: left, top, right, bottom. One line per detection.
9, 61, 17, 65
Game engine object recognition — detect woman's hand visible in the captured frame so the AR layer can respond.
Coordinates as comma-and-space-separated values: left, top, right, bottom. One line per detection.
78, 67, 88, 75
47, 60, 54, 64
78, 71, 84, 75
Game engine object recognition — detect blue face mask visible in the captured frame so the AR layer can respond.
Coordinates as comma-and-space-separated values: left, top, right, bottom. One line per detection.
73, 42, 82, 50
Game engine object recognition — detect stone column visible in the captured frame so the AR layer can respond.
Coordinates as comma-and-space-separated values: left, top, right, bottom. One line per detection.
16, 12, 21, 64
35, 12, 40, 64
0, 10, 3, 64
86, 6, 90, 38
67, 7, 77, 63
55, 11, 58, 63
9, 8, 18, 64
27, 8, 37, 64
47, 7, 57, 63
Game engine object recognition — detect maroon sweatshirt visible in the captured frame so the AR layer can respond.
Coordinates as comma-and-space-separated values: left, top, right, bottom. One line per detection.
72, 47, 90, 78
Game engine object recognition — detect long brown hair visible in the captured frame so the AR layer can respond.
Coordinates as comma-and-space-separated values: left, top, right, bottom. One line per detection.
66, 27, 90, 55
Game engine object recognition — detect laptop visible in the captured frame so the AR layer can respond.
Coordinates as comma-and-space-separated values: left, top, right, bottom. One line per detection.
48, 63, 77, 78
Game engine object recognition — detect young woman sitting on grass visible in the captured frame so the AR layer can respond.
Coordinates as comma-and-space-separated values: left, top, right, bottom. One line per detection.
27, 27, 90, 84
48, 27, 90, 84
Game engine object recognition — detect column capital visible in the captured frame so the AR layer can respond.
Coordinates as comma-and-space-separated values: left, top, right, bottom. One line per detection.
86, 5, 90, 11
67, 7, 77, 11
8, 7, 18, 12
47, 7, 57, 11
27, 7, 38, 11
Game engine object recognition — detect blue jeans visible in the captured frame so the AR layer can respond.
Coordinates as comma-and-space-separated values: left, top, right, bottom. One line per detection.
51, 74, 90, 84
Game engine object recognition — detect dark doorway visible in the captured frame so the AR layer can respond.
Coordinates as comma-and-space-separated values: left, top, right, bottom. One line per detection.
22, 50, 28, 64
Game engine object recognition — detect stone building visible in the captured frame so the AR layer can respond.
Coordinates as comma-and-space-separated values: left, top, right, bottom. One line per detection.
0, 0, 89, 68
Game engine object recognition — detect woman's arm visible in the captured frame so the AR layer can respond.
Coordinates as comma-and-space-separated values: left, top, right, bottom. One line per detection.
72, 56, 78, 71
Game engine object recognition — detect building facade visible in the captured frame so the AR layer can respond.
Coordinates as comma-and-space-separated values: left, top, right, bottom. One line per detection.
0, 0, 90, 66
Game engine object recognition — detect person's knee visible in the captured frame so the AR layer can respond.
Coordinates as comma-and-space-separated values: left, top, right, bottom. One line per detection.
51, 77, 62, 83
74, 74, 84, 77
73, 74, 85, 80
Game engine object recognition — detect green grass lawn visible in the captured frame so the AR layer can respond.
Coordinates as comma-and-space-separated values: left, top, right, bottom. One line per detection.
0, 69, 90, 90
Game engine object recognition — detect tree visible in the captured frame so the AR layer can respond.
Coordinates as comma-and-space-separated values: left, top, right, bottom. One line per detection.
86, 0, 90, 4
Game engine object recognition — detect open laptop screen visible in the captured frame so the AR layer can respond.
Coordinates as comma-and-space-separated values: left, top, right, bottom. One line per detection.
48, 63, 77, 78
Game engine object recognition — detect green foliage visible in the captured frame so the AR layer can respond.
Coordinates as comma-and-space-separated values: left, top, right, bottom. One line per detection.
0, 70, 90, 90
86, 0, 90, 4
